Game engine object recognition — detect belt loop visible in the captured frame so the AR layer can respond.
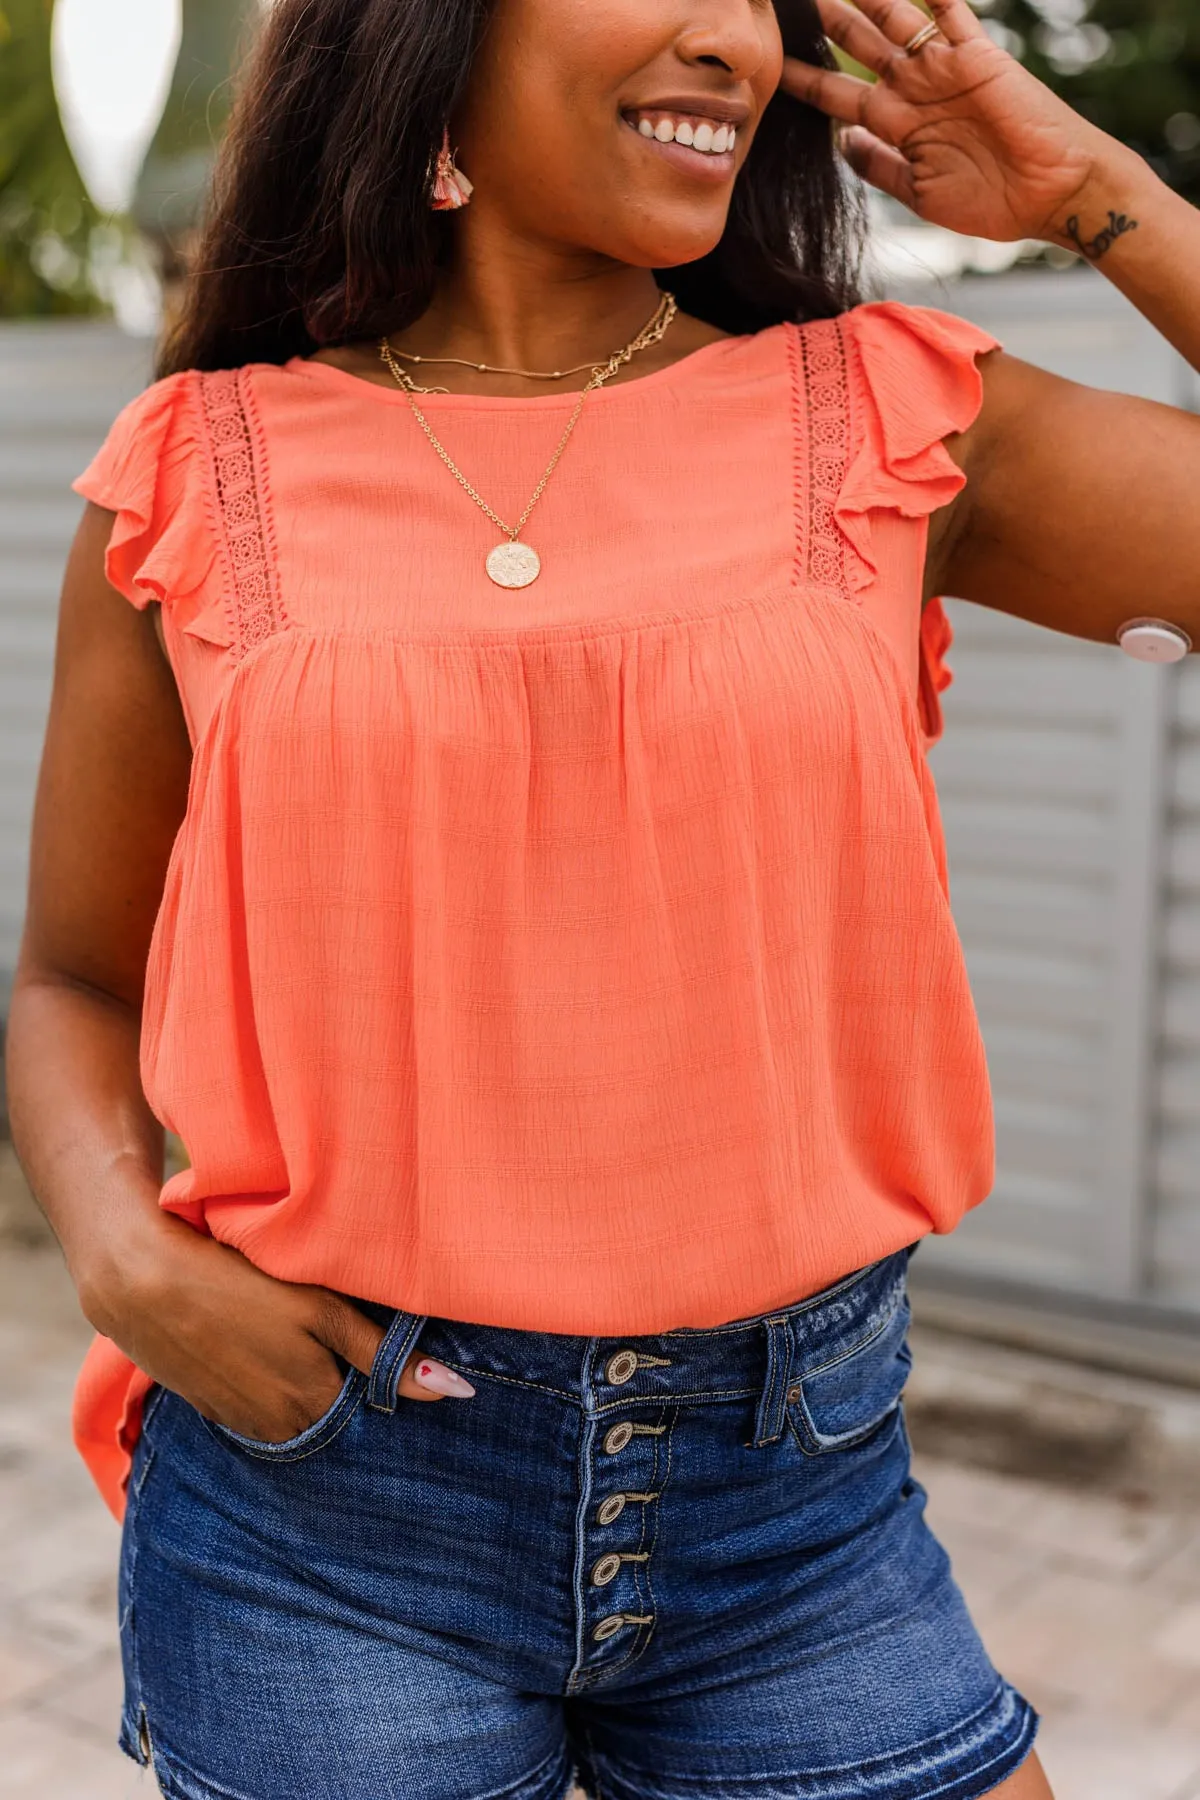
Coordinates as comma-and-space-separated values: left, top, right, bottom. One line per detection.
751, 1314, 792, 1448
366, 1310, 429, 1414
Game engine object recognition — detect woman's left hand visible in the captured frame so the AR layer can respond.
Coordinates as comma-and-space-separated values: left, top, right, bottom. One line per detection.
780, 0, 1131, 248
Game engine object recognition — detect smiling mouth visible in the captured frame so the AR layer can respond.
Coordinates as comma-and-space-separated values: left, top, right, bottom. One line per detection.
622, 108, 739, 161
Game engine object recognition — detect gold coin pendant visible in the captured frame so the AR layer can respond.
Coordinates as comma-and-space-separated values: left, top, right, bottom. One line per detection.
486, 541, 541, 589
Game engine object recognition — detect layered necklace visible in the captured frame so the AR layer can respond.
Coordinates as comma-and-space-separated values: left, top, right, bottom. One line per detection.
378, 290, 678, 589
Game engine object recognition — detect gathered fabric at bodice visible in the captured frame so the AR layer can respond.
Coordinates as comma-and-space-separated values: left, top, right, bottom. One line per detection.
71, 300, 999, 1517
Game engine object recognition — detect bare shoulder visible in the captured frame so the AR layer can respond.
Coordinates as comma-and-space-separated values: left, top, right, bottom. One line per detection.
62, 506, 188, 724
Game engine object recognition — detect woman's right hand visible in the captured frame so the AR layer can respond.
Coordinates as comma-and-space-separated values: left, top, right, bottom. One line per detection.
781, 0, 1129, 251
4, 510, 468, 1447
75, 1196, 473, 1444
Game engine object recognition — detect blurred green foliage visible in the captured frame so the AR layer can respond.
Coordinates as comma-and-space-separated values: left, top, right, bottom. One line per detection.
0, 0, 104, 316
0, 0, 251, 317
977, 0, 1200, 202
134, 0, 247, 253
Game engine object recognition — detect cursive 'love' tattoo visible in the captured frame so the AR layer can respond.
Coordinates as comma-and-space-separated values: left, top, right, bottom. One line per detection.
1064, 210, 1139, 261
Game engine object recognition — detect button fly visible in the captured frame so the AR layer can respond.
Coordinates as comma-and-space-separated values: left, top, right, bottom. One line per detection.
593, 1614, 626, 1642
597, 1494, 627, 1526
603, 1422, 634, 1454
592, 1553, 623, 1587
605, 1350, 639, 1385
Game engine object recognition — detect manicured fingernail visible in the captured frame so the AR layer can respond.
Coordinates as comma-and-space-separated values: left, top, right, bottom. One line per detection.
413, 1358, 476, 1398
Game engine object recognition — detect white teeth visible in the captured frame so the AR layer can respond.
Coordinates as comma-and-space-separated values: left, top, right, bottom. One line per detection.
633, 114, 738, 154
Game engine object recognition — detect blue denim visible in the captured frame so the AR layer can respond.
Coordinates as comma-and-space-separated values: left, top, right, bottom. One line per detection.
118, 1248, 1038, 1799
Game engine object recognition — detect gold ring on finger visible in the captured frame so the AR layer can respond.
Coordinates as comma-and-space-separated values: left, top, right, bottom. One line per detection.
904, 20, 943, 54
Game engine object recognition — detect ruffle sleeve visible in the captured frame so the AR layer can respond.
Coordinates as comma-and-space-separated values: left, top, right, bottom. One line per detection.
836, 301, 1000, 750
72, 371, 228, 650
918, 594, 954, 748
836, 300, 1000, 587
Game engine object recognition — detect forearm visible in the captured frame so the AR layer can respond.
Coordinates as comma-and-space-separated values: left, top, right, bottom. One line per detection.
1054, 143, 1200, 377
5, 966, 407, 1437
5, 963, 172, 1312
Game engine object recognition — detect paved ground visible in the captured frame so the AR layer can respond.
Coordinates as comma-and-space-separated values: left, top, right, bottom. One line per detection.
5, 1144, 1200, 1798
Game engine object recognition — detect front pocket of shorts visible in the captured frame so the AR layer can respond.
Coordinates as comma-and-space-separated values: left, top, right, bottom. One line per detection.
203, 1362, 366, 1463
787, 1294, 912, 1456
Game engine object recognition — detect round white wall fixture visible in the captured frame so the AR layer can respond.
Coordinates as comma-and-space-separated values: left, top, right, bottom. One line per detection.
1117, 619, 1193, 664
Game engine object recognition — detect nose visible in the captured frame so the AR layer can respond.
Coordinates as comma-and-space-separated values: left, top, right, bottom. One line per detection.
675, 2, 768, 82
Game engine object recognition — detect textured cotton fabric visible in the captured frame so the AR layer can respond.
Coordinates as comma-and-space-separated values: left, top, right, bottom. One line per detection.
71, 300, 1000, 1519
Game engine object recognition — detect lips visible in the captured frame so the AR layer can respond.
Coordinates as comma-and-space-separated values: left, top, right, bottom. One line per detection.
626, 94, 752, 130
622, 100, 748, 177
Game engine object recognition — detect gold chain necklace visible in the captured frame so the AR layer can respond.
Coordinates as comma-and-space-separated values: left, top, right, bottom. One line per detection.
385, 346, 646, 383
378, 291, 677, 589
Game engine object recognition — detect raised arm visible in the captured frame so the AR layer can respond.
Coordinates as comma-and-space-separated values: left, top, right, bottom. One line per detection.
783, 0, 1200, 646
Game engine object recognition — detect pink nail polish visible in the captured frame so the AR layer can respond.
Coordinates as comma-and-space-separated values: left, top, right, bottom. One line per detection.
413, 1359, 476, 1398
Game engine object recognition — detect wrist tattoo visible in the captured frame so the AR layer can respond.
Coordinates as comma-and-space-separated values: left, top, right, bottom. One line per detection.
1064, 210, 1139, 261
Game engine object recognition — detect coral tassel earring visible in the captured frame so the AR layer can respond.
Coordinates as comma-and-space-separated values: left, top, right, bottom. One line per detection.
430, 127, 474, 210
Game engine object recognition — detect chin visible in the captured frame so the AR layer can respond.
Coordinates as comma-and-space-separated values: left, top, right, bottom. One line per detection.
606, 218, 728, 273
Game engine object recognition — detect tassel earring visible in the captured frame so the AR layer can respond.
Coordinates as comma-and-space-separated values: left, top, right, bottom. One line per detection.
430, 127, 474, 210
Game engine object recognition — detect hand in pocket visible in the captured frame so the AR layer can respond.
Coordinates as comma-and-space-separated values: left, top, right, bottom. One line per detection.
79, 1207, 474, 1445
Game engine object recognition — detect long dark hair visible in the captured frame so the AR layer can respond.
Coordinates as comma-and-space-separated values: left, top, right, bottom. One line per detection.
160, 0, 862, 377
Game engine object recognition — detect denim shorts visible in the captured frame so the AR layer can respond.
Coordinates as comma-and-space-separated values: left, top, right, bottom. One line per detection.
118, 1247, 1038, 1800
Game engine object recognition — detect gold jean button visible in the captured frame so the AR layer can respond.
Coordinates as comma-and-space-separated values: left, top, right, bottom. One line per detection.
592, 1553, 623, 1587
605, 1350, 639, 1385
597, 1494, 627, 1526
603, 1422, 634, 1454
593, 1614, 626, 1642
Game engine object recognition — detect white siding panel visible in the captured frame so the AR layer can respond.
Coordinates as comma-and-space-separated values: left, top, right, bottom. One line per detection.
939, 725, 1116, 804
948, 874, 1110, 958
903, 271, 1195, 1309
1152, 656, 1200, 1303
938, 797, 1111, 879
0, 322, 151, 1004
924, 601, 1136, 1294
1171, 828, 1200, 892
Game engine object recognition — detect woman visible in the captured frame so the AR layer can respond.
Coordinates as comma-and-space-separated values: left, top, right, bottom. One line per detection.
8, 0, 1200, 1790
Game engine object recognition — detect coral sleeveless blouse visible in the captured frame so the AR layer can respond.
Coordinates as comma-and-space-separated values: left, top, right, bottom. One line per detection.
71, 300, 1000, 1518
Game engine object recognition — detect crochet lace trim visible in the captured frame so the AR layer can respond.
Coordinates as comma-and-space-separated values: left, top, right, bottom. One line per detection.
796, 319, 851, 596
199, 369, 288, 658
